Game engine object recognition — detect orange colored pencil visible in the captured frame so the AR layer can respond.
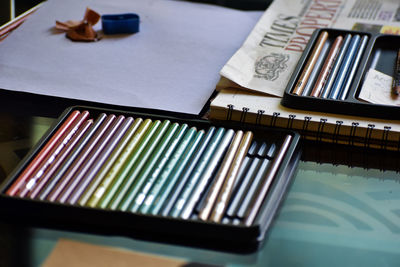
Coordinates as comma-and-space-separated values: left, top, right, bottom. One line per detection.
292, 31, 329, 95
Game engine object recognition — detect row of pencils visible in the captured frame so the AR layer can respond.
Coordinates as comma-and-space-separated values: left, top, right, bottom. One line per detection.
6, 110, 292, 226
292, 31, 369, 100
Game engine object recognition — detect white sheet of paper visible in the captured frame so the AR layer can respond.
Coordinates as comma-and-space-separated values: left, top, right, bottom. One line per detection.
358, 69, 400, 106
0, 0, 262, 115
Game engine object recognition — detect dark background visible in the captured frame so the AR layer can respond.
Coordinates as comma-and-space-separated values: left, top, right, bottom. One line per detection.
0, 0, 272, 26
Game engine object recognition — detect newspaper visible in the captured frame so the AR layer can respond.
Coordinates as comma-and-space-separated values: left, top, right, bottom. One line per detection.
219, 0, 400, 97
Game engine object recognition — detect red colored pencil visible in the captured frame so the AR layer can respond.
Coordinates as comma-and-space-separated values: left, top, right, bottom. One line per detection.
6, 110, 81, 196
46, 114, 116, 202
311, 35, 343, 97
18, 111, 90, 197
28, 119, 94, 199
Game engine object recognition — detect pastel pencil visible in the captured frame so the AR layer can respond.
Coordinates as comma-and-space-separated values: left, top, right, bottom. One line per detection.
46, 114, 116, 202
209, 131, 253, 223
198, 130, 244, 221
86, 119, 152, 208
301, 40, 330, 96
236, 143, 276, 220
339, 35, 368, 100
394, 49, 400, 95
311, 35, 343, 97
107, 120, 170, 210
320, 34, 352, 98
78, 118, 144, 207
292, 31, 329, 95
179, 128, 233, 220
329, 34, 361, 99
129, 124, 189, 212
139, 127, 198, 214
153, 129, 207, 216
225, 142, 268, 218
29, 119, 94, 199
38, 113, 107, 201
243, 135, 293, 226
118, 122, 180, 211
163, 127, 217, 217
95, 119, 161, 209
67, 116, 134, 205
230, 141, 259, 195
6, 110, 81, 196
194, 137, 253, 215
18, 110, 90, 197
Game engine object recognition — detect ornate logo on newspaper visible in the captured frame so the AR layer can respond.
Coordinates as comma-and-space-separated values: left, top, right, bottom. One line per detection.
254, 53, 289, 81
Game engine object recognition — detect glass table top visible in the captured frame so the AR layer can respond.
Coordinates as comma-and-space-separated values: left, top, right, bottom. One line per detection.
0, 111, 399, 267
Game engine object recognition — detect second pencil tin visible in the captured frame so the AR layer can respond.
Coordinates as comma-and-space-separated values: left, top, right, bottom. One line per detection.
0, 106, 300, 253
282, 28, 400, 120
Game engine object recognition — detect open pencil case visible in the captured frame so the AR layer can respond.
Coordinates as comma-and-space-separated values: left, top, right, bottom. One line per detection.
281, 28, 400, 120
0, 106, 300, 253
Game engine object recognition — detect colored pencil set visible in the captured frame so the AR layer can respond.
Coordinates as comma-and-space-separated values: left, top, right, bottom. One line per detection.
292, 31, 369, 100
5, 109, 293, 226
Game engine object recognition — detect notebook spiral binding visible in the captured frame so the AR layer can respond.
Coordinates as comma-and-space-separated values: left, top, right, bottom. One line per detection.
224, 104, 398, 151
364, 124, 374, 149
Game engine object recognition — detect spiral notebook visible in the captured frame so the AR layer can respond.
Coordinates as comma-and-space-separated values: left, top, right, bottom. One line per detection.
209, 89, 400, 151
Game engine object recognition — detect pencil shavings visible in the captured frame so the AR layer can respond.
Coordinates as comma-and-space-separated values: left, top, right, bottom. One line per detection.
55, 7, 101, 42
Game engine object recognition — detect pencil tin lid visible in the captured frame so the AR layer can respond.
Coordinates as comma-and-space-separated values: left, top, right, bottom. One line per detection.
101, 13, 140, 34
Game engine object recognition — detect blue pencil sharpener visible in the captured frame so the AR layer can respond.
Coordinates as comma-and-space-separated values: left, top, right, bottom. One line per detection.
101, 13, 140, 34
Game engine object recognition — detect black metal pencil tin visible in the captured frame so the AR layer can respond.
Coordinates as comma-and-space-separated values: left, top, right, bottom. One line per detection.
282, 28, 400, 120
0, 106, 300, 253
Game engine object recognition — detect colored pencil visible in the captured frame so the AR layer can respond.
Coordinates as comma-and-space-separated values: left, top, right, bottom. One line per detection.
118, 122, 181, 211
18, 111, 90, 197
329, 34, 361, 99
225, 142, 268, 218
152, 129, 207, 216
57, 115, 125, 203
139, 127, 198, 214
339, 35, 368, 100
320, 34, 352, 98
301, 40, 330, 96
209, 131, 253, 223
179, 128, 234, 220
394, 49, 400, 95
292, 31, 329, 95
38, 113, 107, 201
236, 144, 277, 220
46, 114, 116, 202
6, 110, 82, 196
311, 35, 343, 97
67, 116, 134, 205
85, 118, 152, 208
95, 120, 162, 209
243, 135, 292, 226
107, 120, 170, 210
78, 118, 144, 206
28, 119, 94, 199
198, 130, 244, 221
167, 127, 223, 218
129, 124, 191, 212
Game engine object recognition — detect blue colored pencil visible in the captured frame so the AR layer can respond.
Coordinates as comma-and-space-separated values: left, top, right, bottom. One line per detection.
320, 34, 352, 98
329, 34, 361, 99
339, 35, 368, 100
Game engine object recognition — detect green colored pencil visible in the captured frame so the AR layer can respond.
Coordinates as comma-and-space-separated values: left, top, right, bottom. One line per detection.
149, 129, 206, 216
95, 119, 163, 209
168, 127, 225, 218
127, 123, 188, 212
85, 118, 152, 208
139, 127, 198, 214
107, 120, 171, 210
78, 118, 143, 206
